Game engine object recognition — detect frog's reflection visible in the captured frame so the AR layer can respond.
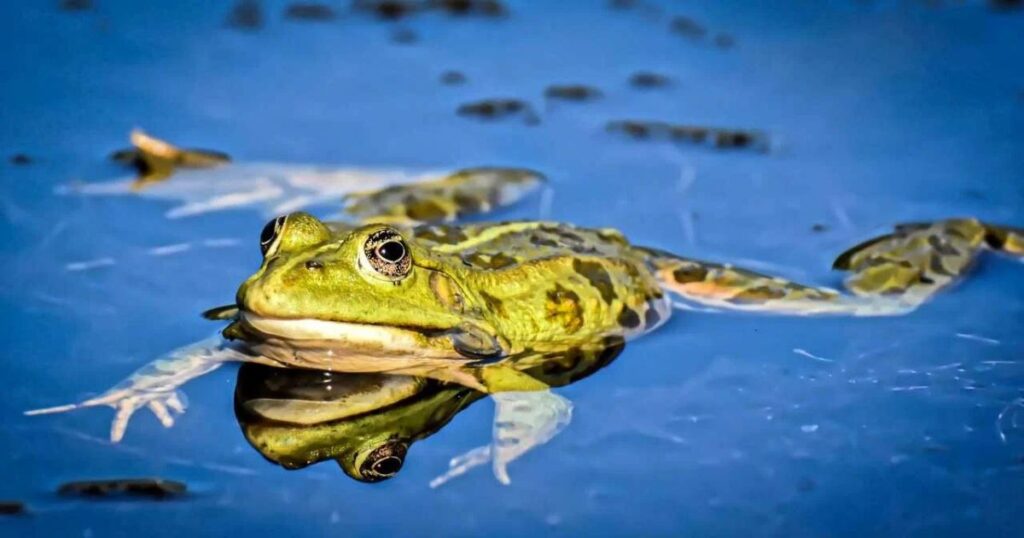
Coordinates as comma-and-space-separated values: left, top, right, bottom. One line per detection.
234, 339, 625, 485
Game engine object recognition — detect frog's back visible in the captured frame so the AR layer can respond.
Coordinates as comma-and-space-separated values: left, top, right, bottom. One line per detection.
414, 221, 672, 350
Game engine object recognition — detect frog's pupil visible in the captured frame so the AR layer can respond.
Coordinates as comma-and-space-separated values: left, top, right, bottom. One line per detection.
377, 241, 406, 262
260, 216, 286, 254
372, 456, 402, 476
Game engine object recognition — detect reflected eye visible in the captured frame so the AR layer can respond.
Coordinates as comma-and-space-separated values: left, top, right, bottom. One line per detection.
359, 442, 407, 482
363, 229, 412, 280
260, 216, 287, 257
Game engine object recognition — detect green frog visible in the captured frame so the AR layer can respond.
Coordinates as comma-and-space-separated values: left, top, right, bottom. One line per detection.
28, 169, 1024, 483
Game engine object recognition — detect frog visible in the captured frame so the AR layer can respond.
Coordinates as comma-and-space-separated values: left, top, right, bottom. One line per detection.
233, 334, 623, 485
62, 129, 540, 220
28, 167, 1024, 484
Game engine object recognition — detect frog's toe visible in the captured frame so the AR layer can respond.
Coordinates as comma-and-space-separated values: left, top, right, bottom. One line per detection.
147, 400, 175, 428
108, 390, 188, 442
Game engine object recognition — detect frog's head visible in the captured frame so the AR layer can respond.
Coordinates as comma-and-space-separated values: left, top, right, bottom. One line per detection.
235, 212, 502, 358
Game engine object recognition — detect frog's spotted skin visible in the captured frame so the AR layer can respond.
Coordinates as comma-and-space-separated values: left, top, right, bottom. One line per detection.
343, 168, 546, 224
28, 160, 1024, 483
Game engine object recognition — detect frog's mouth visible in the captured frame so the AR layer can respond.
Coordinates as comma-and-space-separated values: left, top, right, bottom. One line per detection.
236, 311, 506, 362
239, 311, 451, 354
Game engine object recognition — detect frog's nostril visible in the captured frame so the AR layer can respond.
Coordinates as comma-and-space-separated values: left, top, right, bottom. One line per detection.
305, 259, 324, 270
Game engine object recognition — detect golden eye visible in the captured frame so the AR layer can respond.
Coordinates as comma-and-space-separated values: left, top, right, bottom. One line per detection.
363, 229, 412, 280
260, 215, 287, 257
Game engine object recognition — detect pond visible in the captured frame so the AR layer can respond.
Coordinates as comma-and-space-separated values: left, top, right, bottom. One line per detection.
1, 1, 1022, 536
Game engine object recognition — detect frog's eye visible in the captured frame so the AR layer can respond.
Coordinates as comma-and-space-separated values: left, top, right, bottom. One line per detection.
358, 442, 407, 482
362, 228, 412, 280
260, 215, 287, 257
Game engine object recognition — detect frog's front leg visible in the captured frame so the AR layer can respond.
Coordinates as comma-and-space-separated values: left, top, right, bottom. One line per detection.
25, 336, 260, 442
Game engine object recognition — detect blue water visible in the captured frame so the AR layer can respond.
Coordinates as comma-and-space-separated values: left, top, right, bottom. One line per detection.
2, 1, 1023, 536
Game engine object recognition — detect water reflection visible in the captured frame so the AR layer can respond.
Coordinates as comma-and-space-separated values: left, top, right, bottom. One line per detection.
234, 339, 624, 486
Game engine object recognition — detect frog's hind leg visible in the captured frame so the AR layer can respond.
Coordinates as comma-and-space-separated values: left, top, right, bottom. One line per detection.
643, 218, 1014, 317
343, 167, 545, 225
640, 248, 881, 315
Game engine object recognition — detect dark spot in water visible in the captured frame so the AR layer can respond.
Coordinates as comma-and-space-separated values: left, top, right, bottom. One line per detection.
435, 0, 507, 16
391, 27, 418, 43
714, 130, 755, 149
607, 119, 768, 152
0, 502, 25, 516
713, 33, 736, 49
355, 0, 506, 19
225, 0, 263, 29
58, 479, 186, 499
440, 70, 467, 85
989, 0, 1023, 11
284, 3, 337, 21
573, 259, 617, 303
606, 120, 659, 139
797, 477, 817, 493
811, 223, 828, 233
629, 71, 671, 89
9, 153, 31, 165
545, 84, 602, 101
617, 306, 641, 329
457, 98, 538, 125
669, 16, 707, 39
59, 0, 92, 11
670, 125, 709, 143
355, 0, 415, 19
608, 0, 638, 8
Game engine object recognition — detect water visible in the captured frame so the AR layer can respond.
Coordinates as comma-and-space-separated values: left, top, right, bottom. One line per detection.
2, 1, 1023, 536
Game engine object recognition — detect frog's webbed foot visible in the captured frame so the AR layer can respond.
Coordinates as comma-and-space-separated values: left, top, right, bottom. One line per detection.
343, 167, 545, 225
25, 335, 247, 442
27, 388, 188, 443
429, 390, 572, 488
833, 218, 991, 307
